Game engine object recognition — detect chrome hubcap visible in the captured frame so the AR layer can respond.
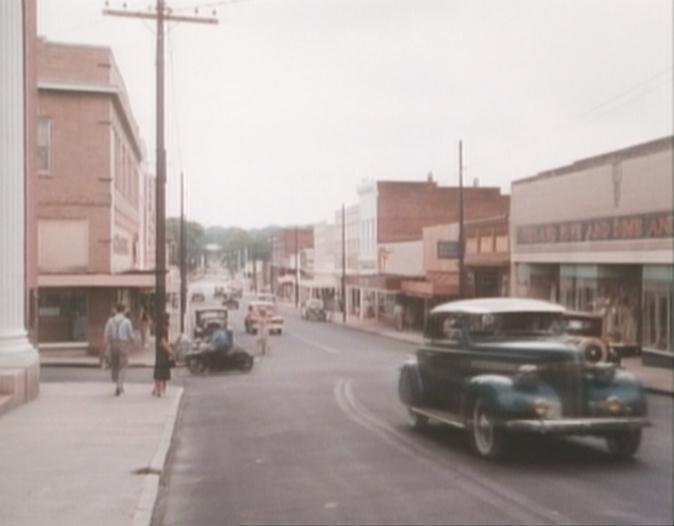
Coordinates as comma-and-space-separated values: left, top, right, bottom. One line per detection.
474, 403, 494, 454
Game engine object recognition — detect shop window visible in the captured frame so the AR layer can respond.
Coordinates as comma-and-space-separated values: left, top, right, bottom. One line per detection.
642, 265, 673, 353
516, 263, 558, 301
37, 118, 51, 173
38, 290, 88, 342
561, 264, 640, 348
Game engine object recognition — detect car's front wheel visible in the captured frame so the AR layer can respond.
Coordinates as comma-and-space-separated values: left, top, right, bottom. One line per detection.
606, 429, 642, 458
407, 408, 429, 430
187, 357, 208, 375
470, 399, 506, 460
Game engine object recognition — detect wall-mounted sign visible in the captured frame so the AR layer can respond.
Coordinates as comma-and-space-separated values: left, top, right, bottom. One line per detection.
517, 210, 673, 245
437, 241, 460, 259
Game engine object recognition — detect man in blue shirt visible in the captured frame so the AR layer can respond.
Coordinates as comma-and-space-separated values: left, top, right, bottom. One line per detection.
103, 304, 135, 396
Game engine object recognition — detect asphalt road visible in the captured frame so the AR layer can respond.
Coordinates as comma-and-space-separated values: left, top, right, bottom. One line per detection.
136, 303, 673, 526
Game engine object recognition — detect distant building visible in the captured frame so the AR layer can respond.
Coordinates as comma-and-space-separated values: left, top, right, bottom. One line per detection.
510, 136, 673, 367
35, 40, 155, 355
346, 178, 510, 326
270, 227, 313, 301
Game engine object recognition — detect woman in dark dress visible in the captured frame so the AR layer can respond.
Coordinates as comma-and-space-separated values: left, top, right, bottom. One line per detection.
152, 313, 174, 397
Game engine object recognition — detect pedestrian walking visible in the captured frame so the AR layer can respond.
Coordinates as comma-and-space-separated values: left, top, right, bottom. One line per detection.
103, 304, 134, 396
139, 307, 150, 350
152, 312, 174, 397
257, 308, 270, 356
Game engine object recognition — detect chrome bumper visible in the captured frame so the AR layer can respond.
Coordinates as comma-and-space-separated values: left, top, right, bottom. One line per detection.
504, 416, 651, 434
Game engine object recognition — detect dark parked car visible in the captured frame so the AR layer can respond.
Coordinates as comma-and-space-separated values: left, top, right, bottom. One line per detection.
301, 299, 327, 321
398, 298, 650, 460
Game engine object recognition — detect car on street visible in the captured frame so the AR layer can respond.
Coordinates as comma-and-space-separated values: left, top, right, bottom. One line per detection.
191, 306, 229, 341
300, 298, 327, 321
245, 300, 284, 335
255, 292, 276, 305
398, 297, 650, 460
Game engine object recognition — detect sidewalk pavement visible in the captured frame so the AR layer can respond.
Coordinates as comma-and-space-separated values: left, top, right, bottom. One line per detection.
0, 382, 182, 526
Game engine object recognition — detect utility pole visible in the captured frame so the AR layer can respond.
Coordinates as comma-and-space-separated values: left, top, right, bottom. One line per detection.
179, 170, 186, 334
458, 140, 465, 299
104, 2, 217, 361
341, 204, 347, 323
294, 226, 299, 308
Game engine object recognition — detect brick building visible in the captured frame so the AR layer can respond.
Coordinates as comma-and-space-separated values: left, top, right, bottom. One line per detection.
270, 227, 313, 301
35, 40, 155, 355
346, 178, 509, 326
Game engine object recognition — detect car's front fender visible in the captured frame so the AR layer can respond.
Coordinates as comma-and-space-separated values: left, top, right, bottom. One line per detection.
463, 374, 561, 421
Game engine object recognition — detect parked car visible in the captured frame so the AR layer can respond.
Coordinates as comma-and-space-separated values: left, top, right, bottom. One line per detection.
301, 298, 327, 321
191, 307, 228, 341
255, 293, 276, 305
398, 297, 650, 460
245, 300, 284, 335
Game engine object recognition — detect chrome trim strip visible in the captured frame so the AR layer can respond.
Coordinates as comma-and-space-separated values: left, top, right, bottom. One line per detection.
504, 417, 651, 433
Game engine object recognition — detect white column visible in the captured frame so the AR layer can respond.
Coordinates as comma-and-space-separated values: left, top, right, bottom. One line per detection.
0, 0, 39, 368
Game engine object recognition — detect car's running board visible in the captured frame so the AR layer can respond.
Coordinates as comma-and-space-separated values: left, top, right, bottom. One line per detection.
411, 406, 466, 429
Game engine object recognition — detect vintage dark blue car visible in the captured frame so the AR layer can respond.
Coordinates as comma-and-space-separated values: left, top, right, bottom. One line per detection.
398, 298, 650, 460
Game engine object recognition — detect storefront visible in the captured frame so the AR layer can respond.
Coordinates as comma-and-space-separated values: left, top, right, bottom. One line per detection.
38, 272, 155, 355
511, 136, 673, 366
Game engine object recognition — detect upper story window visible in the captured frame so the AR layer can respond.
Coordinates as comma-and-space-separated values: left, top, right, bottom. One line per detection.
37, 118, 51, 173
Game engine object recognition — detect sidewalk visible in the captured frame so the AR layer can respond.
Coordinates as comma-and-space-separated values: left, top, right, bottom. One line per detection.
0, 382, 182, 526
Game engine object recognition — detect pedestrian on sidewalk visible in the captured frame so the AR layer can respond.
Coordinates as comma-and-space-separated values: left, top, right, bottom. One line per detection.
103, 304, 134, 396
153, 312, 174, 397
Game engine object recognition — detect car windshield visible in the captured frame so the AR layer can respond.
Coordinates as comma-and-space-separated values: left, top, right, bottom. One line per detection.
467, 312, 564, 340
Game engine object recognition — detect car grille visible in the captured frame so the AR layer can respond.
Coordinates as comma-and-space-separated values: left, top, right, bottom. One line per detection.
539, 363, 585, 417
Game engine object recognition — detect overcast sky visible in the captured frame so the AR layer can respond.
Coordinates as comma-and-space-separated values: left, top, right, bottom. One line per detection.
38, 0, 672, 229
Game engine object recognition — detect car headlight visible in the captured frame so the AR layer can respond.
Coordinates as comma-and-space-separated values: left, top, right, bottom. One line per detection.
532, 397, 562, 419
589, 395, 628, 416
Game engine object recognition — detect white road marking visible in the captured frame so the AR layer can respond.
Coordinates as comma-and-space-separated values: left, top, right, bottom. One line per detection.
286, 331, 340, 354
333, 377, 573, 526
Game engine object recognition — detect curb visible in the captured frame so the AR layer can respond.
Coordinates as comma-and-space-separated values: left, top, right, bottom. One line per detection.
132, 386, 184, 526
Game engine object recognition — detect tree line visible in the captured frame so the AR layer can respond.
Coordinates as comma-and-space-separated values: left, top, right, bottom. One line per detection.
165, 217, 278, 271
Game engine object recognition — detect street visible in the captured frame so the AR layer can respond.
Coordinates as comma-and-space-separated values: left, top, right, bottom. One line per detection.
104, 302, 674, 526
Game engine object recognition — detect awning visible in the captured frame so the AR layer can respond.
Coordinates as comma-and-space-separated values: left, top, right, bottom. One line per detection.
401, 279, 457, 298
299, 278, 337, 289
38, 272, 157, 289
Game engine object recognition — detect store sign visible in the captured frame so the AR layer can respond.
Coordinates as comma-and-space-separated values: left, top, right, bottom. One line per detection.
437, 241, 460, 259
517, 210, 673, 245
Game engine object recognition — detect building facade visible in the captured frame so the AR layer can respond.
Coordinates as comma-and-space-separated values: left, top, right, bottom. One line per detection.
270, 227, 313, 301
346, 178, 510, 326
511, 136, 673, 366
35, 40, 155, 355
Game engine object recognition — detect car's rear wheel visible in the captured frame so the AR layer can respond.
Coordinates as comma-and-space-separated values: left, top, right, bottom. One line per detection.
470, 399, 505, 460
606, 429, 642, 458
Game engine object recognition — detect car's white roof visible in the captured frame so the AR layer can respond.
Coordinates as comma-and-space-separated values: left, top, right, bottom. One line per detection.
430, 297, 566, 315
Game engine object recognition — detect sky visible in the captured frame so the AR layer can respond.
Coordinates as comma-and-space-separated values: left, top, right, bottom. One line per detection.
38, 0, 673, 229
